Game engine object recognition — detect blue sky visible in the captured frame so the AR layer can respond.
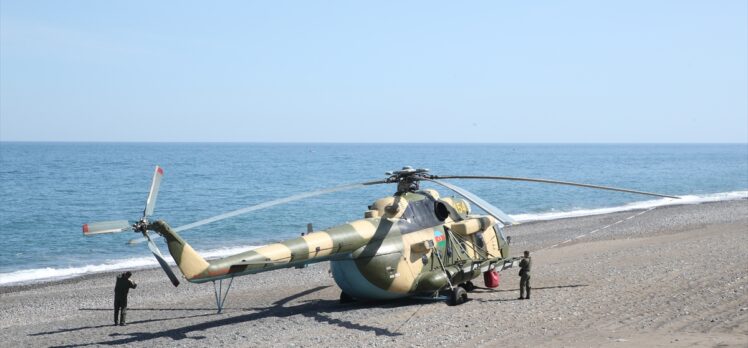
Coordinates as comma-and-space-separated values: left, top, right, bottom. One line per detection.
1, 1, 746, 142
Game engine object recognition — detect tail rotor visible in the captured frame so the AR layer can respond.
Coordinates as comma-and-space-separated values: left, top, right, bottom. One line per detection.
82, 165, 179, 287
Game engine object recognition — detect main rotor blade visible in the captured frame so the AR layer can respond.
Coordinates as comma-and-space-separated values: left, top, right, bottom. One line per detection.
174, 179, 386, 232
128, 179, 387, 244
433, 175, 680, 199
426, 179, 517, 225
145, 233, 180, 287
143, 166, 164, 217
82, 220, 132, 235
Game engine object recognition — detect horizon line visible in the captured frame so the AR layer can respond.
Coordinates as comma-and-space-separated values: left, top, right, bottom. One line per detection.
1, 140, 747, 145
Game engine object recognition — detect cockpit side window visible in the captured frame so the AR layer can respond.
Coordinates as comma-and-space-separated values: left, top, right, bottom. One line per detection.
494, 224, 507, 242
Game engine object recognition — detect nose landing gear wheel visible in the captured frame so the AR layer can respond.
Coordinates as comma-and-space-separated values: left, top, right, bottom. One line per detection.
449, 286, 468, 306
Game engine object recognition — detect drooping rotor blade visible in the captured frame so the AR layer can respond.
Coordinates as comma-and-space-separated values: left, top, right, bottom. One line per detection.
128, 179, 387, 244
432, 175, 680, 199
426, 179, 517, 225
82, 220, 132, 235
143, 166, 164, 217
145, 233, 180, 287
174, 179, 386, 232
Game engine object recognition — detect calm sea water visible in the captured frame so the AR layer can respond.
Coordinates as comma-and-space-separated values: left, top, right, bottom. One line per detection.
0, 143, 746, 285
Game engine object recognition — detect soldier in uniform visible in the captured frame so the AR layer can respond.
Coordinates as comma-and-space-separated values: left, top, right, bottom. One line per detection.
518, 250, 531, 300
114, 271, 137, 326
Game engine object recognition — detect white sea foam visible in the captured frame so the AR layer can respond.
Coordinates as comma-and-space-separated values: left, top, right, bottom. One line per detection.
0, 244, 261, 286
510, 190, 747, 223
1, 190, 745, 287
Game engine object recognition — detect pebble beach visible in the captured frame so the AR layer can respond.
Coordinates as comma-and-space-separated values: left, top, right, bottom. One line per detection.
1, 199, 746, 347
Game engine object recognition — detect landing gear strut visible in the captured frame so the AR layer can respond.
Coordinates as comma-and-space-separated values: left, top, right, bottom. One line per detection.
213, 277, 234, 314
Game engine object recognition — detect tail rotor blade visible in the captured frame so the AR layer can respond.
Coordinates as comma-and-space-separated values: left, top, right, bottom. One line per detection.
144, 166, 164, 217
83, 220, 132, 235
145, 234, 180, 287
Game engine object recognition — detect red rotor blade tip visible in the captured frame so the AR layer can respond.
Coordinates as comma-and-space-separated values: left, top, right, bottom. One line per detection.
82, 224, 89, 233
157, 167, 164, 175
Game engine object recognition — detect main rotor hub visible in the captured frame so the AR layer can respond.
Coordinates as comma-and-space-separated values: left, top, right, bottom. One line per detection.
133, 218, 149, 233
385, 166, 432, 194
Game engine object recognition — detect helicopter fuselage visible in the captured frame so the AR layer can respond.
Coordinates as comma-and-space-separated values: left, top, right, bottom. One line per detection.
85, 165, 678, 310
154, 190, 511, 300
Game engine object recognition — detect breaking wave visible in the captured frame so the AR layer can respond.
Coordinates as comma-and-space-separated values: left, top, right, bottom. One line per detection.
0, 245, 260, 286
1, 190, 745, 287
510, 190, 747, 222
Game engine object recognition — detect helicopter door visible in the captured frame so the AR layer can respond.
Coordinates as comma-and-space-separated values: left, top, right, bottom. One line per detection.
482, 226, 502, 258
491, 225, 508, 259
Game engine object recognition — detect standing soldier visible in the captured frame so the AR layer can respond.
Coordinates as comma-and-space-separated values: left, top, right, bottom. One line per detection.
114, 271, 137, 326
518, 250, 531, 300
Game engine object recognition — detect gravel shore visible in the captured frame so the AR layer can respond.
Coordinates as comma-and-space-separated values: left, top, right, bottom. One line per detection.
1, 200, 746, 347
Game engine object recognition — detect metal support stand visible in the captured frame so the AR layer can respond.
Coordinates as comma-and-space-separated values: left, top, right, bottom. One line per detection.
213, 277, 234, 314
433, 248, 454, 291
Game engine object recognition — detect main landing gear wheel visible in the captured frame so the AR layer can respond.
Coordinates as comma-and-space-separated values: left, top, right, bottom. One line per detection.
340, 291, 355, 304
449, 286, 468, 306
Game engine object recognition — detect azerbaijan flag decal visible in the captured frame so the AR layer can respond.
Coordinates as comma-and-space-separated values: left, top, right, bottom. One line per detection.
434, 230, 446, 248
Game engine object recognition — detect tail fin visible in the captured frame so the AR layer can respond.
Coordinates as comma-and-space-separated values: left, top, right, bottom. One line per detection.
149, 220, 210, 280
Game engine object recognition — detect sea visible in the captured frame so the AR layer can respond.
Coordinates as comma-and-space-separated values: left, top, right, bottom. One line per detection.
0, 143, 746, 286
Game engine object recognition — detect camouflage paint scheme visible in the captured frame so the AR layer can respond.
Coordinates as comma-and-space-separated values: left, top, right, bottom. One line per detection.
149, 189, 513, 300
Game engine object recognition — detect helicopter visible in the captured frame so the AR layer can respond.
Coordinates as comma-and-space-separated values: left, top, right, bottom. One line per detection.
82, 166, 678, 312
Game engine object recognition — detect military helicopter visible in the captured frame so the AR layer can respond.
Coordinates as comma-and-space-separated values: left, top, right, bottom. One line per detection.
83, 166, 678, 312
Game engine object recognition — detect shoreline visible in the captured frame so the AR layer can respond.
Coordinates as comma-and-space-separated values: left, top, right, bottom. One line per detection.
1, 199, 746, 347
1, 197, 745, 293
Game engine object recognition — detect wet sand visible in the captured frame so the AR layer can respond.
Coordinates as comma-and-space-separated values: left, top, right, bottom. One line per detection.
1, 200, 746, 347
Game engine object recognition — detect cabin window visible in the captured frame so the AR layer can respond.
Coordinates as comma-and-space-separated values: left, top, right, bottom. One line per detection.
474, 232, 485, 248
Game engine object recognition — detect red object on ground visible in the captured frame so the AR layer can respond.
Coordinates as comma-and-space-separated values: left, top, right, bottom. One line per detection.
484, 270, 500, 288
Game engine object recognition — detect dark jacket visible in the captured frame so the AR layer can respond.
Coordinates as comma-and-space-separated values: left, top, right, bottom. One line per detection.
518, 257, 531, 277
114, 274, 137, 299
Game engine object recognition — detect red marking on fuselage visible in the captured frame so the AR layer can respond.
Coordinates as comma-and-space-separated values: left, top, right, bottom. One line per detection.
205, 267, 229, 277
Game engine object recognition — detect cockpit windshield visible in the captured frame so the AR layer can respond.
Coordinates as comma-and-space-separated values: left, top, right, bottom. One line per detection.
397, 196, 443, 234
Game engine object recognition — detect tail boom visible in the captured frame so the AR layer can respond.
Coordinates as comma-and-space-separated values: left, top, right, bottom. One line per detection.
149, 220, 210, 281
148, 219, 380, 283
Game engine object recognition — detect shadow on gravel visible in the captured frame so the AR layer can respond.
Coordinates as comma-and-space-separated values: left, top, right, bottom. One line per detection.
47, 285, 410, 347
78, 308, 216, 311
29, 312, 216, 337
471, 284, 588, 294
